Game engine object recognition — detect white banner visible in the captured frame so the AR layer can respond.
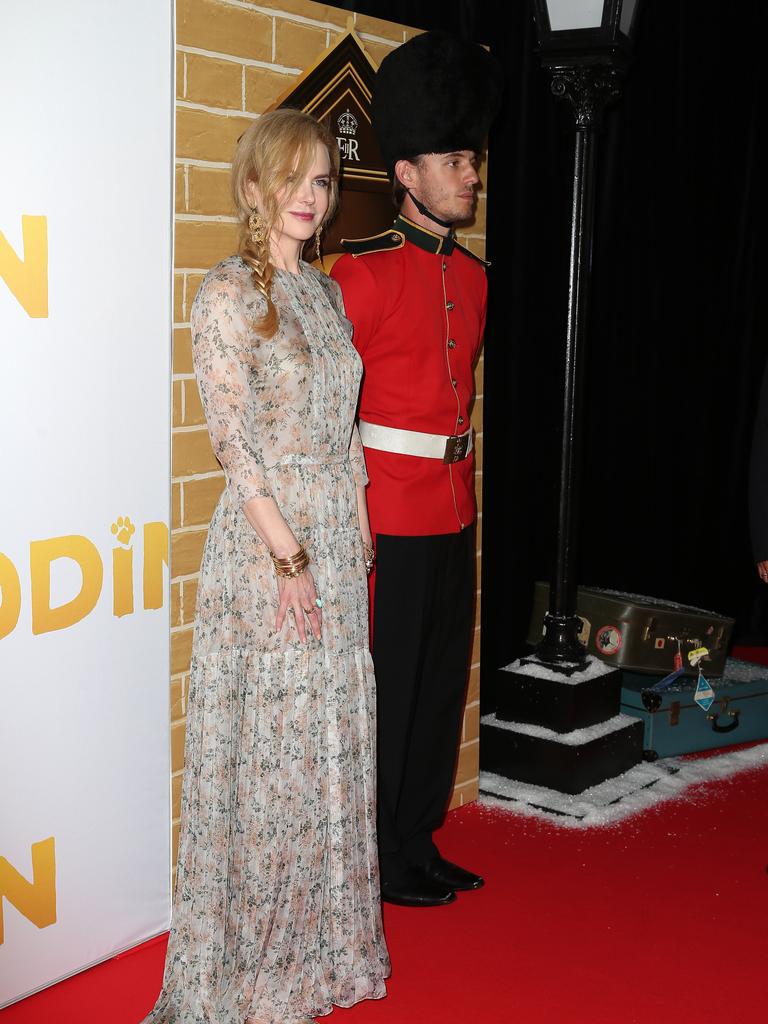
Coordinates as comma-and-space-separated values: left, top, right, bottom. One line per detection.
0, 0, 173, 1006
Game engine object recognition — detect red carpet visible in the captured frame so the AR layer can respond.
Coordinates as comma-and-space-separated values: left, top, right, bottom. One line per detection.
5, 751, 767, 1024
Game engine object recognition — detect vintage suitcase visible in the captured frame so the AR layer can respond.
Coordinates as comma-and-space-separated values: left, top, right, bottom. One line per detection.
620, 658, 768, 759
527, 582, 734, 677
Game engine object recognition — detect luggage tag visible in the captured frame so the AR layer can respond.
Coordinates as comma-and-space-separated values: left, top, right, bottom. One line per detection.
649, 640, 698, 693
688, 646, 709, 667
673, 640, 683, 672
693, 664, 715, 712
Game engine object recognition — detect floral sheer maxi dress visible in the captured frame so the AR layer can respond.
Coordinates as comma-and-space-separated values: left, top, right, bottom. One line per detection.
146, 256, 389, 1024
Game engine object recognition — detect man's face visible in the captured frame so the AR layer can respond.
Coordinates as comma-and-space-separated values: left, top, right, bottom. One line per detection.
408, 150, 481, 224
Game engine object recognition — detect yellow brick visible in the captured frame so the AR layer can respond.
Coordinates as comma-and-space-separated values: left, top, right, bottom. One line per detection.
185, 274, 206, 319
187, 166, 234, 218
173, 328, 193, 374
448, 787, 463, 811
173, 427, 219, 478
174, 274, 184, 323
172, 529, 209, 578
454, 739, 479, 788
171, 627, 194, 678
175, 220, 239, 271
448, 778, 477, 811
183, 578, 199, 624
470, 394, 483, 432
260, 1, 344, 26
183, 474, 225, 526
354, 13, 408, 43
177, 0, 272, 63
459, 236, 486, 260
175, 164, 185, 214
176, 106, 253, 164
171, 718, 187, 774
170, 675, 186, 720
171, 580, 182, 627
463, 703, 480, 743
172, 380, 183, 428
244, 66, 297, 115
172, 771, 184, 820
275, 20, 328, 68
360, 38, 396, 68
186, 53, 243, 110
172, 482, 182, 530
467, 661, 481, 703
183, 379, 206, 426
176, 51, 185, 100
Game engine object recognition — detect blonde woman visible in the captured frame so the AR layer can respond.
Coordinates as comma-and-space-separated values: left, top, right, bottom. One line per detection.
145, 109, 389, 1024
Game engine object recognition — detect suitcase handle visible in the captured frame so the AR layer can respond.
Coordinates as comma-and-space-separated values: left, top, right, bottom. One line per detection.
706, 709, 740, 734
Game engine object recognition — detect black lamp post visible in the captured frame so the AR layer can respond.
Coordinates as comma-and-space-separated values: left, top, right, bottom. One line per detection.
531, 0, 642, 666
479, 0, 646, 797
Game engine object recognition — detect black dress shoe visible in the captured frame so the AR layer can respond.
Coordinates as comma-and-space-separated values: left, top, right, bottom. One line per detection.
422, 856, 484, 892
380, 866, 456, 907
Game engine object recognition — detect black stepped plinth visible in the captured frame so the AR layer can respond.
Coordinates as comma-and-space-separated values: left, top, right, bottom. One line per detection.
495, 657, 623, 733
480, 713, 644, 795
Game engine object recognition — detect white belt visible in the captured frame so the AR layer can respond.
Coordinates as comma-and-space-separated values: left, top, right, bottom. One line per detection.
358, 419, 473, 464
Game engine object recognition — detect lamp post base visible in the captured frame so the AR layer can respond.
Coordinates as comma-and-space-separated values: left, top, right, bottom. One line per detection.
536, 612, 587, 665
481, 654, 644, 794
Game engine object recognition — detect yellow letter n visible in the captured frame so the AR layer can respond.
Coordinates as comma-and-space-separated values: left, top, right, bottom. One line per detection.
0, 216, 48, 318
0, 838, 57, 945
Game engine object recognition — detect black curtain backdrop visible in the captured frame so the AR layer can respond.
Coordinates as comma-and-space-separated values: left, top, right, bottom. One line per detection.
340, 2, 768, 710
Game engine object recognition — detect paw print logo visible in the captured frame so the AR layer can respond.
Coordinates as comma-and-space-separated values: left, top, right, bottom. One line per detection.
111, 516, 135, 546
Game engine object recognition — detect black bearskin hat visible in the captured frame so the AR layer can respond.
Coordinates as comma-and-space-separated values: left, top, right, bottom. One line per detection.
372, 31, 503, 177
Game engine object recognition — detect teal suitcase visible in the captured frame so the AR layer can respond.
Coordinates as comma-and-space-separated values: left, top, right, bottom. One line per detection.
620, 658, 768, 759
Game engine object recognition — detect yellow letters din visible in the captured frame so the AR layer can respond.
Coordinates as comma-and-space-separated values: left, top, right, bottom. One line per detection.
143, 522, 169, 611
30, 536, 103, 634
0, 838, 57, 945
0, 553, 22, 640
0, 216, 48, 318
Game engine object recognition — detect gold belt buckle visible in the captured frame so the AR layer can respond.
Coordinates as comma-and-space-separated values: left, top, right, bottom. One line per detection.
443, 432, 469, 464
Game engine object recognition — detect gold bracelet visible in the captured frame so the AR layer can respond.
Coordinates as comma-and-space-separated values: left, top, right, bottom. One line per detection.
271, 545, 309, 578
363, 542, 375, 575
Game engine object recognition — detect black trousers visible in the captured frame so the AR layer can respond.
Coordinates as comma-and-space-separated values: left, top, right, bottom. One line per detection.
372, 528, 475, 880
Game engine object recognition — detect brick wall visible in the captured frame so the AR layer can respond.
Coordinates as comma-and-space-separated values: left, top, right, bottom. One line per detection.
172, 0, 488, 859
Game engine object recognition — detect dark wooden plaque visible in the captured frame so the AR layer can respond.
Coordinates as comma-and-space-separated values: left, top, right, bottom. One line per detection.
268, 31, 396, 257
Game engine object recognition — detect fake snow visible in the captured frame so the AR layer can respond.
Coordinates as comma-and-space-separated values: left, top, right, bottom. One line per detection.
482, 712, 638, 746
479, 742, 768, 829
580, 585, 727, 618
721, 657, 768, 683
502, 653, 616, 685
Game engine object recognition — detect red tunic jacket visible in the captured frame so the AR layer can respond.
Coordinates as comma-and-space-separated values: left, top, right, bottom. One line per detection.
331, 215, 488, 536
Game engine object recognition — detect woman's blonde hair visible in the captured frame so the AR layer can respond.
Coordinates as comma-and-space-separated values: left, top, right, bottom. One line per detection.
232, 108, 340, 337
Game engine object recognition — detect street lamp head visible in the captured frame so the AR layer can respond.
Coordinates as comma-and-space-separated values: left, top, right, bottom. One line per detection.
531, 0, 642, 72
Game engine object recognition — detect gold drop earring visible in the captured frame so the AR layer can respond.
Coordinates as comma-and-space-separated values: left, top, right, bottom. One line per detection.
249, 208, 265, 247
315, 225, 323, 266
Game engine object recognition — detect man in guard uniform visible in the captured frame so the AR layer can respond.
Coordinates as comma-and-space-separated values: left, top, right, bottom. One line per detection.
331, 32, 502, 907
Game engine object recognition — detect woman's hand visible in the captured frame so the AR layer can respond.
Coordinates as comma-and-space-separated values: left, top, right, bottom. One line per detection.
275, 568, 322, 641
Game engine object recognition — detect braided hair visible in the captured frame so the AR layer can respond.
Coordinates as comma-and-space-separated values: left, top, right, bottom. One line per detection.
231, 109, 340, 338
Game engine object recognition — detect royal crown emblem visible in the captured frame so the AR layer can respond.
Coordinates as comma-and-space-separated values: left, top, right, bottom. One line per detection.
337, 108, 358, 137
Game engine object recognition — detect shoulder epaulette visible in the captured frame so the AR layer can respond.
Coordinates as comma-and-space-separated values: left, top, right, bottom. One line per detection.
340, 229, 405, 257
454, 240, 491, 268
